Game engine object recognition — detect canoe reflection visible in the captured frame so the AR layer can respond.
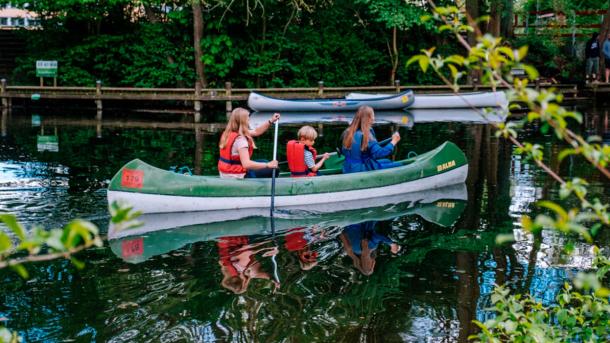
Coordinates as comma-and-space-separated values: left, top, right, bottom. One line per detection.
109, 184, 467, 290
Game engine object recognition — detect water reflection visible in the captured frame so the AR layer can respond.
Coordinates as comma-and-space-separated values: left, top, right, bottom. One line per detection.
340, 221, 400, 275
218, 236, 280, 294
109, 183, 467, 262
0, 105, 608, 342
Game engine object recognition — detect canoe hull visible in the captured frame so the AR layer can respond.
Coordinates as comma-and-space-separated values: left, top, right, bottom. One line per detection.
107, 164, 467, 214
346, 91, 508, 109
247, 90, 414, 112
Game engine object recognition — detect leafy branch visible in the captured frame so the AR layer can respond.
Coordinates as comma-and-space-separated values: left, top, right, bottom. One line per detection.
407, 2, 609, 241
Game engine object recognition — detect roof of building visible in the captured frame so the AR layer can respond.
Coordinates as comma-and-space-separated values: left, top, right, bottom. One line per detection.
0, 8, 38, 18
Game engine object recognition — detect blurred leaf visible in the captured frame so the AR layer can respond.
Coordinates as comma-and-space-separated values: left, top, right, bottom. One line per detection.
10, 264, 29, 279
0, 214, 26, 240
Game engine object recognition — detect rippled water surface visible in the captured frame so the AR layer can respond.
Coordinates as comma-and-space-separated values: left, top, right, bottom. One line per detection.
0, 105, 608, 342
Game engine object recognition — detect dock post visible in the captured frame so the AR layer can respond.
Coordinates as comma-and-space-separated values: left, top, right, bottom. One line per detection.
95, 80, 103, 120
194, 81, 202, 123
318, 81, 324, 96
1, 79, 7, 109
1, 108, 7, 137
225, 81, 232, 116
394, 80, 400, 93
535, 78, 540, 91
472, 77, 479, 91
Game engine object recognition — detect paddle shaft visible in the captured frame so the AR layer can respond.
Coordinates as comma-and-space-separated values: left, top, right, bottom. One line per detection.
270, 120, 279, 222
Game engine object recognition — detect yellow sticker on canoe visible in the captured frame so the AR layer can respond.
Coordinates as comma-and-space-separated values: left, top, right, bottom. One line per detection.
401, 95, 409, 103
437, 160, 456, 172
436, 201, 456, 208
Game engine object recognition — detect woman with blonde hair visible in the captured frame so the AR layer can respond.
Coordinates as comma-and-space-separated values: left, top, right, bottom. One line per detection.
218, 107, 280, 178
341, 105, 401, 173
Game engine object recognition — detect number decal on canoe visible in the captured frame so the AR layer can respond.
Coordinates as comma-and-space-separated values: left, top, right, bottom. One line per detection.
332, 101, 346, 107
401, 95, 409, 103
122, 237, 143, 258
121, 169, 144, 188
437, 160, 456, 172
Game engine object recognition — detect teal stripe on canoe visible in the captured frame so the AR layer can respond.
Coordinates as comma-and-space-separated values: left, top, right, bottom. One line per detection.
107, 141, 467, 197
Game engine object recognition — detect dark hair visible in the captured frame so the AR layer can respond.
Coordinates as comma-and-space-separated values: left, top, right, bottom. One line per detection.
592, 32, 599, 39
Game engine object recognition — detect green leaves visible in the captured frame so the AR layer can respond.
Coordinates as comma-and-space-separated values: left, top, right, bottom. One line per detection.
0, 214, 26, 241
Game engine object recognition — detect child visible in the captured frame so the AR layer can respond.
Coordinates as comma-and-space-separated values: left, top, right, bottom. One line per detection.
286, 126, 330, 177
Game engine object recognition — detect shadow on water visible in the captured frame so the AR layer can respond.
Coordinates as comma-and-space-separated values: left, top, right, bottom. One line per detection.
0, 105, 608, 342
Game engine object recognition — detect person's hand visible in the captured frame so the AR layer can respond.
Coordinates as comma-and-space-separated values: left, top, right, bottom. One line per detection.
322, 152, 330, 160
391, 132, 401, 145
270, 113, 281, 123
262, 246, 279, 257
266, 160, 278, 169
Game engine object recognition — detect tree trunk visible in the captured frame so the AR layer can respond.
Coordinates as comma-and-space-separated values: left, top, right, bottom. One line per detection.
390, 27, 398, 85
192, 0, 208, 87
465, 0, 480, 45
465, 0, 482, 84
487, 0, 501, 36
500, 0, 514, 38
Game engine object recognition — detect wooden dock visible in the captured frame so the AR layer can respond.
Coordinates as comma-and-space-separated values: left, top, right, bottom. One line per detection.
0, 78, 602, 122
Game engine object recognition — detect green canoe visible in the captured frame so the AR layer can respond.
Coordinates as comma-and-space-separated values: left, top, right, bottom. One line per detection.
107, 141, 468, 214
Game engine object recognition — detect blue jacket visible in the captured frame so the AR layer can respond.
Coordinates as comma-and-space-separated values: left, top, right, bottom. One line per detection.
344, 221, 393, 255
341, 129, 395, 173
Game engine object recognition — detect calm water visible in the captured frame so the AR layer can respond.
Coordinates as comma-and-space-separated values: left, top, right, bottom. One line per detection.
0, 105, 608, 342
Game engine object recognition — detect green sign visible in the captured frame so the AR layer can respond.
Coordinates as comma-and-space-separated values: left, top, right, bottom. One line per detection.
36, 60, 58, 77
37, 135, 59, 152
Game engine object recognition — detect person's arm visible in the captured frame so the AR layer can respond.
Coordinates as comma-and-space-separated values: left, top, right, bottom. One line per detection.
250, 113, 280, 137
238, 147, 277, 170
310, 153, 330, 172
367, 132, 400, 159
604, 41, 610, 58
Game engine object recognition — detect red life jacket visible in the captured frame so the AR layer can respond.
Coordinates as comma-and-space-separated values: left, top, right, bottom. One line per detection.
218, 132, 253, 174
286, 140, 317, 177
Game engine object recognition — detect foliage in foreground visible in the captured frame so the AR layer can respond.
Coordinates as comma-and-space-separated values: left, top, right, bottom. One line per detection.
474, 252, 610, 342
409, 2, 610, 342
0, 202, 141, 342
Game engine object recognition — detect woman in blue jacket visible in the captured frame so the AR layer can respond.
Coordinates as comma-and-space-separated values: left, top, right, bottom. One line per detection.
341, 105, 401, 173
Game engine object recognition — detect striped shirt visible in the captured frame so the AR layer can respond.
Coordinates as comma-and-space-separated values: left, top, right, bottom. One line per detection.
304, 150, 315, 168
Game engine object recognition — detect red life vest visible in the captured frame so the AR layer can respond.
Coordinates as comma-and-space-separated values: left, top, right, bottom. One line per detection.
286, 140, 317, 177
218, 132, 253, 174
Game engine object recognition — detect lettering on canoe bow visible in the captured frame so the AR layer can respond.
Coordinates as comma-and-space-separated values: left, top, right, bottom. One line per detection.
122, 237, 144, 258
436, 160, 456, 172
332, 101, 347, 107
436, 201, 456, 208
121, 169, 144, 189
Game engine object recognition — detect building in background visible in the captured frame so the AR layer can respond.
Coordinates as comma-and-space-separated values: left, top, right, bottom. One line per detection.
0, 3, 40, 29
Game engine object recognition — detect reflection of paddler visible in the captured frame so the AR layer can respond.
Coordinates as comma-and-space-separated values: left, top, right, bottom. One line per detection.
217, 236, 279, 294
339, 221, 400, 276
284, 227, 323, 271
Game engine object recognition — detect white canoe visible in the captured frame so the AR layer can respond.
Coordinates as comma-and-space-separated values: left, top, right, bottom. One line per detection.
249, 107, 506, 127
247, 90, 415, 112
346, 91, 508, 109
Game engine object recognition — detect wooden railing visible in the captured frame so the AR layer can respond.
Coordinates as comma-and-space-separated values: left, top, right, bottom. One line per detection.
0, 78, 588, 122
